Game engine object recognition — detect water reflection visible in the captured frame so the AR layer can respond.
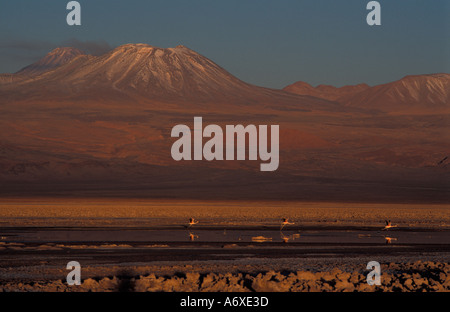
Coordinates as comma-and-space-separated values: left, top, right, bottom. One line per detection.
384, 236, 398, 244
280, 231, 301, 243
189, 232, 199, 241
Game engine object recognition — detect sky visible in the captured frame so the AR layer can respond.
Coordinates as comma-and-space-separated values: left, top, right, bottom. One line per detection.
0, 0, 448, 88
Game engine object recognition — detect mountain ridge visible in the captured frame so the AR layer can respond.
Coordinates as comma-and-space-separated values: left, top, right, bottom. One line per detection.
283, 81, 370, 101
342, 73, 450, 112
284, 74, 450, 112
0, 43, 342, 111
16, 47, 85, 76
3, 44, 448, 112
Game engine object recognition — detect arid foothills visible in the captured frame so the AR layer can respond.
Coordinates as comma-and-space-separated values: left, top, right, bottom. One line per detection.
171, 117, 279, 172
0, 44, 449, 201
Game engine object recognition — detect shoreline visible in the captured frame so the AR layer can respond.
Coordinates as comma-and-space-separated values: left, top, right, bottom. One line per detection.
1, 258, 449, 292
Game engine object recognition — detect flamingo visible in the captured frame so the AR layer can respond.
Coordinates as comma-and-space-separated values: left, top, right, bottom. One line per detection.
280, 218, 294, 231
187, 218, 199, 228
382, 220, 397, 231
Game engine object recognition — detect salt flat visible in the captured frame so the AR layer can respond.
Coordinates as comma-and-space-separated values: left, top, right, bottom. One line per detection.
0, 198, 448, 228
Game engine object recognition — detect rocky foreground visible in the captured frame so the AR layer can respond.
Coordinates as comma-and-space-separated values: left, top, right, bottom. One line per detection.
1, 261, 449, 292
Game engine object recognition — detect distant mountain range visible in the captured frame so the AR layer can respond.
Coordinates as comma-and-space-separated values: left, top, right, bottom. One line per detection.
4, 44, 449, 112
0, 44, 448, 202
284, 81, 370, 102
284, 74, 450, 113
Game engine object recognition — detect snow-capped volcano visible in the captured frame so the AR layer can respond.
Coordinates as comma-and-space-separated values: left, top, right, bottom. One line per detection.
1, 43, 343, 112
8, 43, 268, 102
90, 43, 251, 94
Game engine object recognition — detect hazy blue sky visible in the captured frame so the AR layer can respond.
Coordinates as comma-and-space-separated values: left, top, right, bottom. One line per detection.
0, 0, 448, 88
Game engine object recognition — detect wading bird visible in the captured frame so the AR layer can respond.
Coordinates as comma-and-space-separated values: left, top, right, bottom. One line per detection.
280, 218, 294, 231
187, 218, 199, 228
382, 220, 397, 231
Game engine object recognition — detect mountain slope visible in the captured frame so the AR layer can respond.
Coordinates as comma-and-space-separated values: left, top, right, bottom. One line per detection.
341, 74, 450, 112
284, 74, 450, 112
1, 44, 263, 100
16, 47, 85, 76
